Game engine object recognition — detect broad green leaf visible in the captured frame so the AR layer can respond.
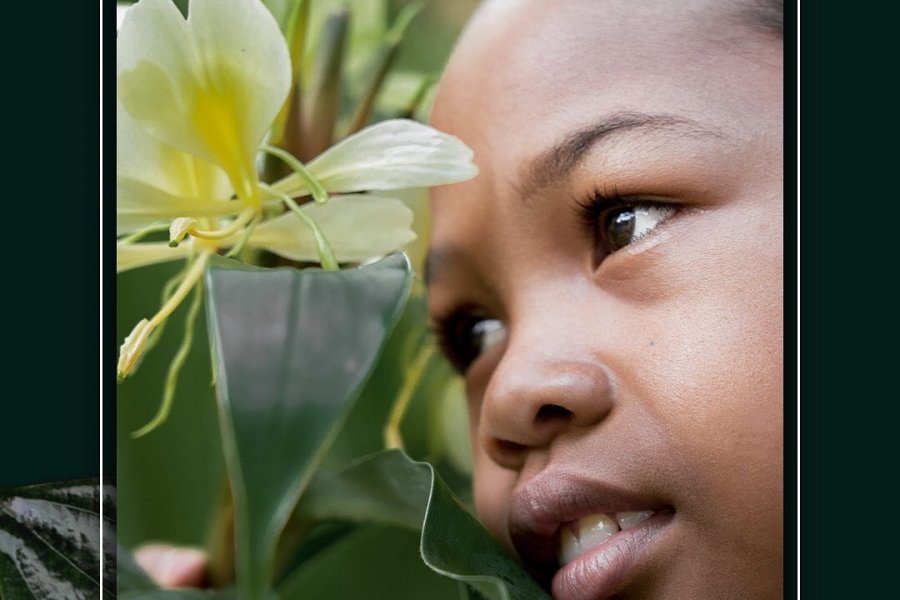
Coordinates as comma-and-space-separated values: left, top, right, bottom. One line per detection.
319, 289, 431, 468
116, 544, 157, 594
0, 478, 114, 599
277, 524, 458, 600
301, 450, 550, 600
205, 254, 412, 600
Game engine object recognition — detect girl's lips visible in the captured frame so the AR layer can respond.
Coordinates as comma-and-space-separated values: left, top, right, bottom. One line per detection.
507, 471, 673, 598
552, 509, 674, 600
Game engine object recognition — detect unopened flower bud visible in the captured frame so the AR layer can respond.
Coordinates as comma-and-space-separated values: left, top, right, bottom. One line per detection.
169, 218, 197, 247
118, 319, 153, 381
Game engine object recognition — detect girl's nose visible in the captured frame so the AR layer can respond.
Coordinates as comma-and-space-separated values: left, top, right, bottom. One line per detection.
477, 329, 615, 471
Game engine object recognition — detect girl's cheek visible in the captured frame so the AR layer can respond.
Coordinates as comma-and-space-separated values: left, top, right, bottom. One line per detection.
472, 459, 516, 551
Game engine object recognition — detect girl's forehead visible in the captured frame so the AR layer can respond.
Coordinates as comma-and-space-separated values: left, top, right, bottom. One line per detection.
433, 0, 778, 138
432, 1, 780, 183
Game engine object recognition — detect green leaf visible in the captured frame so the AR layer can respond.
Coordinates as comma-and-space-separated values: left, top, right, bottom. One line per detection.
120, 590, 236, 600
205, 254, 412, 600
116, 544, 157, 594
277, 524, 458, 600
345, 2, 424, 135
300, 8, 349, 160
319, 288, 430, 468
117, 261, 224, 552
0, 478, 114, 599
301, 450, 550, 600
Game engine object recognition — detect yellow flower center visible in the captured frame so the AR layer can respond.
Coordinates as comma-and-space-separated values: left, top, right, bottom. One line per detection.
190, 67, 258, 205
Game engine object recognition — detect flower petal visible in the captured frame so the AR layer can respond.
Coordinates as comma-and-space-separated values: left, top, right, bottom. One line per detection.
117, 0, 291, 199
117, 101, 232, 201
117, 177, 243, 235
248, 194, 416, 263
273, 119, 477, 196
117, 0, 197, 149
117, 242, 191, 273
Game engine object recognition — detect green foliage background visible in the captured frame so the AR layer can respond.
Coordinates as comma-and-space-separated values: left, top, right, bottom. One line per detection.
116, 0, 478, 553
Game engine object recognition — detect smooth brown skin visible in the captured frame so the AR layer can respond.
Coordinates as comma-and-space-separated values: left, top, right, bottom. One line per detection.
427, 0, 783, 598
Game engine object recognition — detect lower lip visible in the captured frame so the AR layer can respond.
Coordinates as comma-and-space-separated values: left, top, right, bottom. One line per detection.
551, 510, 674, 600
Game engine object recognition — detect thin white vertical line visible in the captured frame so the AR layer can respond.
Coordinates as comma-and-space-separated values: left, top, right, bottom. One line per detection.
99, 1, 105, 598
795, 1, 801, 598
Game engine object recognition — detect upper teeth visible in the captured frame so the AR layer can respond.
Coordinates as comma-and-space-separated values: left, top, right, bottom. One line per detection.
558, 511, 654, 565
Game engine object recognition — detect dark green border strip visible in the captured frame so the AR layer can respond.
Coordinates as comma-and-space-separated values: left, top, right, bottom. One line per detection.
104, 0, 118, 485
800, 1, 896, 597
0, 4, 100, 485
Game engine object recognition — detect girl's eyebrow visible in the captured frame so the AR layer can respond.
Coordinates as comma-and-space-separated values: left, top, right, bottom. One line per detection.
516, 111, 724, 201
425, 113, 723, 289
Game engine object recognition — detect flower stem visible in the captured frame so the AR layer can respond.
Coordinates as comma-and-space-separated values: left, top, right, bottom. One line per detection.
259, 183, 338, 270
260, 144, 329, 204
384, 343, 436, 450
132, 278, 205, 439
224, 211, 262, 258
143, 260, 191, 356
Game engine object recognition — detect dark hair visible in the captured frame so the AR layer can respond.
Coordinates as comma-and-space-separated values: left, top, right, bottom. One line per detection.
741, 0, 784, 38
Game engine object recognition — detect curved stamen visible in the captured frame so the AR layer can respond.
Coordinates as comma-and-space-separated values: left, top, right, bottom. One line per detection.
225, 211, 262, 258
261, 144, 329, 204
148, 252, 210, 329
186, 208, 258, 241
117, 252, 211, 381
259, 183, 338, 270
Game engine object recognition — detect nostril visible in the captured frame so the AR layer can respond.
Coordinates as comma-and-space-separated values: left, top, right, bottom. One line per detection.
494, 439, 528, 454
535, 403, 572, 423
485, 405, 576, 468
486, 438, 530, 470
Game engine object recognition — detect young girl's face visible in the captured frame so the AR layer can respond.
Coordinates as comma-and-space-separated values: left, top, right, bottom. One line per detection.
426, 1, 783, 598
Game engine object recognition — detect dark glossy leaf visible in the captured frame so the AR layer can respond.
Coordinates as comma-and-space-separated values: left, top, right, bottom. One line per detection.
320, 289, 431, 469
302, 450, 550, 600
205, 254, 412, 600
0, 478, 114, 600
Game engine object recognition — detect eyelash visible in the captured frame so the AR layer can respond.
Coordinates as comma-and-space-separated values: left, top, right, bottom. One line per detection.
433, 188, 678, 375
432, 309, 504, 375
574, 186, 677, 260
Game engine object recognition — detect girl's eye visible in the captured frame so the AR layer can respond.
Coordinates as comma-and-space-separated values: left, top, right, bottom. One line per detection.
602, 204, 676, 252
577, 191, 677, 257
435, 313, 506, 374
